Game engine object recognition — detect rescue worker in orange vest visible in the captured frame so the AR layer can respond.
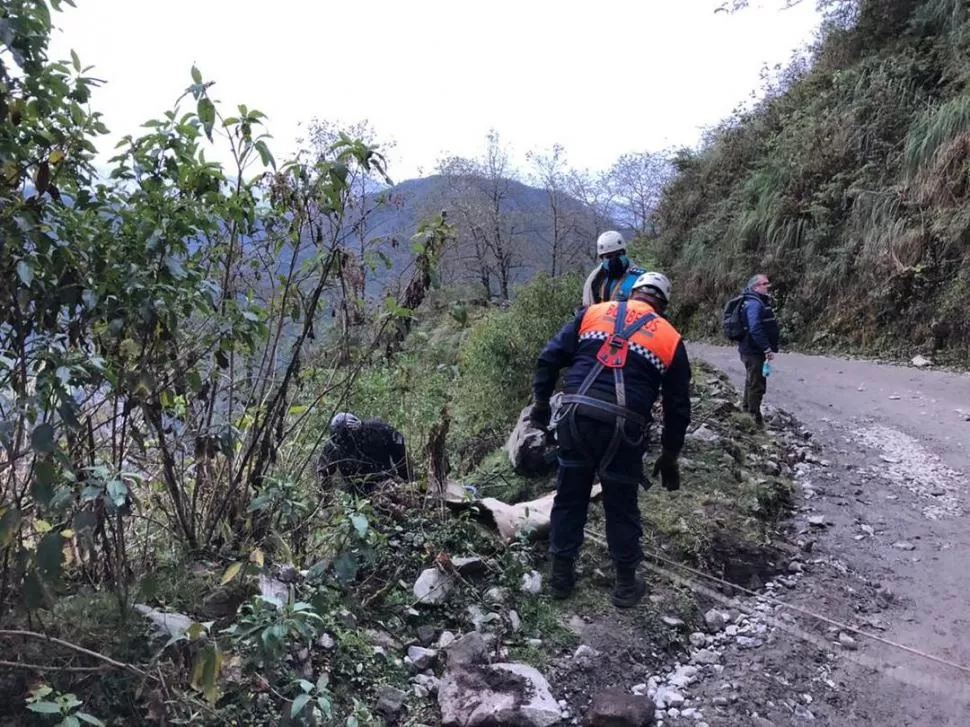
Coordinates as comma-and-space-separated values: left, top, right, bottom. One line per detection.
530, 272, 692, 608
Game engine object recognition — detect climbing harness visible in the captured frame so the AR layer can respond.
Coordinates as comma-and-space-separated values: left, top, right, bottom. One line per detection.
552, 300, 658, 482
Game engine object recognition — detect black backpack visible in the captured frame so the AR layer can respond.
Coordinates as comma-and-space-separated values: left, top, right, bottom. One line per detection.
722, 294, 748, 342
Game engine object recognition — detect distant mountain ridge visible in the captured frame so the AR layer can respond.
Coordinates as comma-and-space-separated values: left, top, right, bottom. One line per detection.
343, 173, 620, 299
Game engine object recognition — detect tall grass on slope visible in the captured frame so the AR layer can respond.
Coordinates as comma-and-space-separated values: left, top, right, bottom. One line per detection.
903, 93, 970, 178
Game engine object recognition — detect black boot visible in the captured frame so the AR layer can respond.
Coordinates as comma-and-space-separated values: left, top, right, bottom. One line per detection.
611, 563, 646, 608
549, 556, 576, 599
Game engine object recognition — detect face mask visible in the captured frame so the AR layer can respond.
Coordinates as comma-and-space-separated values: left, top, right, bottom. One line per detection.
601, 255, 628, 278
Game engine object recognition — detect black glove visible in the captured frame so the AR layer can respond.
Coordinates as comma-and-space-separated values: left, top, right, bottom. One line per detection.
529, 401, 551, 429
652, 450, 680, 491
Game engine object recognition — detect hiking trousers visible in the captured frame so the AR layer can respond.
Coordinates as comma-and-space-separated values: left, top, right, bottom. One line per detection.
741, 352, 767, 421
549, 412, 644, 566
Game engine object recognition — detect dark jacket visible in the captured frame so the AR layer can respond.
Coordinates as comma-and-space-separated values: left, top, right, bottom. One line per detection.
317, 419, 409, 487
533, 300, 692, 455
739, 289, 780, 357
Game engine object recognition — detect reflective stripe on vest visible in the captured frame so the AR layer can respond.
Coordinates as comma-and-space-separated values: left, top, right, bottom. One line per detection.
578, 300, 680, 374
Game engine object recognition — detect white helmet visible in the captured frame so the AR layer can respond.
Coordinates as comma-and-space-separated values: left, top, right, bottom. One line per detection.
632, 271, 672, 304
330, 412, 362, 431
596, 230, 626, 257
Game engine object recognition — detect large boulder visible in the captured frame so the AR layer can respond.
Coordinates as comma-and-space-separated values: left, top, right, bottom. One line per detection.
438, 662, 561, 727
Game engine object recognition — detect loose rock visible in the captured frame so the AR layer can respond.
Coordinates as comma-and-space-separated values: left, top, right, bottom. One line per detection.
438, 662, 561, 727
704, 609, 727, 633
416, 625, 437, 645
444, 631, 488, 668
414, 568, 455, 604
375, 685, 407, 720
839, 632, 858, 650
521, 570, 543, 595
691, 649, 721, 666
407, 645, 438, 671
689, 632, 707, 648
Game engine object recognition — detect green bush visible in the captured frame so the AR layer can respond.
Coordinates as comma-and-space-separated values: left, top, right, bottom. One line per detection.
455, 272, 583, 438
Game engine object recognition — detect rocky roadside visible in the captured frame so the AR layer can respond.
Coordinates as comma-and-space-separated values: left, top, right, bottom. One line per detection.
382, 403, 870, 727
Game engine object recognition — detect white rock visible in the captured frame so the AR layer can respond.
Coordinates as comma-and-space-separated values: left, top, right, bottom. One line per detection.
521, 570, 543, 595
413, 568, 455, 604
485, 586, 509, 603
655, 687, 685, 709
438, 662, 560, 727
662, 616, 686, 629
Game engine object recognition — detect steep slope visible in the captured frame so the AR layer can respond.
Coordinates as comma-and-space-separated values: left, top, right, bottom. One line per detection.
654, 0, 970, 360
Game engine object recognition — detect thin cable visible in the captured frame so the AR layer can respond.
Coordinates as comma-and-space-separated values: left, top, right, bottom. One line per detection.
583, 528, 970, 678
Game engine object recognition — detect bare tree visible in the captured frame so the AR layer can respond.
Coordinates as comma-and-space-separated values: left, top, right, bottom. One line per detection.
436, 130, 525, 299
565, 167, 617, 263
605, 151, 675, 238
527, 144, 574, 277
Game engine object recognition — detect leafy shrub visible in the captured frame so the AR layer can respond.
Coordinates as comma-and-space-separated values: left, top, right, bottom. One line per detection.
455, 272, 582, 438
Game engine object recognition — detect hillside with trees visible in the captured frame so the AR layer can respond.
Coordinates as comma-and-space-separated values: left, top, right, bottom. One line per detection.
0, 3, 791, 725
654, 0, 970, 360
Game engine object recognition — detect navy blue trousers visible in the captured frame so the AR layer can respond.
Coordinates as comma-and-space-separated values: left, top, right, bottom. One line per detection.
548, 412, 645, 566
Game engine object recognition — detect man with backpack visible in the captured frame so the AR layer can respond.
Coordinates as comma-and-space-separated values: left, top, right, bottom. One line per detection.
722, 274, 779, 427
530, 271, 692, 608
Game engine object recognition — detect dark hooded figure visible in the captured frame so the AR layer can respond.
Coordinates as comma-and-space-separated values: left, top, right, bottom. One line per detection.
316, 412, 409, 492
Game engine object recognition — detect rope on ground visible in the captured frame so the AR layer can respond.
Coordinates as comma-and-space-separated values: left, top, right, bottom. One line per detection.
582, 528, 970, 702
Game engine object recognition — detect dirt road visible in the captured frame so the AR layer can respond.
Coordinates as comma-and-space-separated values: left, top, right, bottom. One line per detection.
689, 342, 970, 726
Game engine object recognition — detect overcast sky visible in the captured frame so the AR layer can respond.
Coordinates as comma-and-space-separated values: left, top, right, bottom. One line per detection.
47, 1, 821, 182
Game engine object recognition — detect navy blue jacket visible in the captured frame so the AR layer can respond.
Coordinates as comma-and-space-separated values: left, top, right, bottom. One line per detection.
533, 302, 692, 455
738, 289, 780, 357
